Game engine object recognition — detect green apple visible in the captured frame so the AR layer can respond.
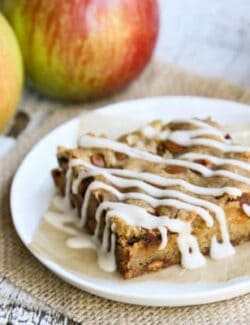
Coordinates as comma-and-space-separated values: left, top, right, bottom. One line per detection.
0, 13, 23, 132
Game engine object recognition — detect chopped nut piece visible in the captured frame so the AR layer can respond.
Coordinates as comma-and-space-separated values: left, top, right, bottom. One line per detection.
90, 154, 105, 167
156, 143, 166, 156
115, 152, 128, 161
164, 140, 185, 154
165, 165, 188, 174
195, 159, 214, 169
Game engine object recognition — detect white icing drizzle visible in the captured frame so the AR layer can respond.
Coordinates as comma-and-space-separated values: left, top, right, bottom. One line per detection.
164, 160, 250, 186
57, 191, 197, 272
210, 236, 235, 260
59, 163, 209, 270
158, 227, 168, 250
141, 119, 225, 142
78, 134, 165, 163
168, 127, 226, 145
169, 132, 250, 152
180, 152, 250, 172
96, 221, 117, 272
58, 118, 250, 273
164, 118, 250, 152
71, 166, 236, 255
60, 159, 87, 214
169, 118, 221, 130
63, 168, 73, 211
177, 233, 206, 269
242, 204, 250, 217
94, 202, 206, 269
72, 160, 241, 198
66, 236, 96, 250
45, 210, 81, 236
78, 135, 250, 187
78, 171, 235, 259
45, 207, 116, 272
80, 181, 214, 228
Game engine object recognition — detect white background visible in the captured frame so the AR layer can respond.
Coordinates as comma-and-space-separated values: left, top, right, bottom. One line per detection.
156, 0, 250, 87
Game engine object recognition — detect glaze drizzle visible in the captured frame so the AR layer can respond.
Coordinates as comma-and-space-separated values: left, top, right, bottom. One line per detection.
57, 118, 250, 272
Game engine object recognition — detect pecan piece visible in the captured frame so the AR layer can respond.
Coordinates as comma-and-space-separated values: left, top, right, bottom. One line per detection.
156, 143, 166, 156
115, 152, 128, 161
142, 230, 158, 244
165, 165, 188, 174
90, 153, 105, 167
195, 159, 214, 169
164, 140, 185, 154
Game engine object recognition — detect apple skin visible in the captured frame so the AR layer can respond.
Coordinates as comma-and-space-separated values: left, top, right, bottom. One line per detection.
0, 13, 23, 132
2, 0, 159, 101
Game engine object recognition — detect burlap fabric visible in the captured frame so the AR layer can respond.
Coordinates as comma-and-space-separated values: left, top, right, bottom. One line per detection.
1, 60, 250, 324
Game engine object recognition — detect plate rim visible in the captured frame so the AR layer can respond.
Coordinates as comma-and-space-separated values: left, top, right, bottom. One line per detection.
10, 95, 250, 306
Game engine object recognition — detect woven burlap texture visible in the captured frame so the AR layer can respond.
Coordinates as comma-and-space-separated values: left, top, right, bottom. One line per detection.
1, 60, 250, 324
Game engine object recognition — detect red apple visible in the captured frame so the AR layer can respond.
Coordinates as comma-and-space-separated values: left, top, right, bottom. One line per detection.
0, 13, 23, 132
2, 0, 159, 101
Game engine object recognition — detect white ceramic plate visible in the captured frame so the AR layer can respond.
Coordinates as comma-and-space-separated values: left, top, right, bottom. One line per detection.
11, 96, 250, 306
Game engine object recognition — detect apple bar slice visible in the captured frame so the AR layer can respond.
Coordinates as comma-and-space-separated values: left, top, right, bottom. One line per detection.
51, 122, 250, 278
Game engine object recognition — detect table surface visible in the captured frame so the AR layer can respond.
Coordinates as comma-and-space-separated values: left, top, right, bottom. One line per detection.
1, 1, 250, 323
156, 0, 250, 87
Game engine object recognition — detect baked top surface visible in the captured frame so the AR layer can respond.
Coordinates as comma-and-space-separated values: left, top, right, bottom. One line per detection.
52, 117, 250, 277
